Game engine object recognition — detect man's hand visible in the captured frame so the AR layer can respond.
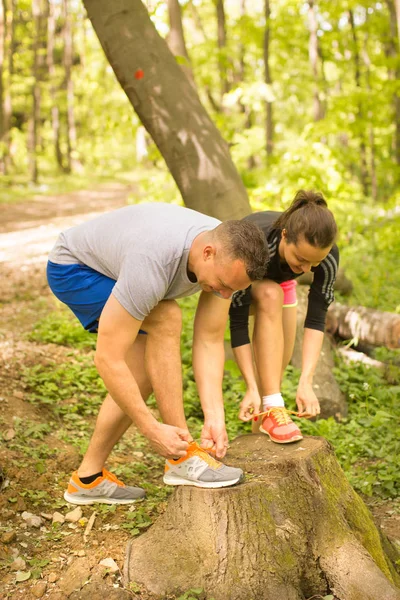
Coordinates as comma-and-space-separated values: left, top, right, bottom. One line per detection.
296, 380, 320, 417
200, 420, 229, 459
146, 423, 191, 459
238, 389, 261, 422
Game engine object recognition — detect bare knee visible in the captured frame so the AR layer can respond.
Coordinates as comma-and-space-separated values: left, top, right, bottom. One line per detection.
252, 280, 283, 313
143, 300, 182, 338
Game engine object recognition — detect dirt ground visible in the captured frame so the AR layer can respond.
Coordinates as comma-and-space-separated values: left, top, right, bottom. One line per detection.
0, 184, 170, 600
0, 185, 399, 600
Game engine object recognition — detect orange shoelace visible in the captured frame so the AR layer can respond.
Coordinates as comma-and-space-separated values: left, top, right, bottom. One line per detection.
252, 406, 311, 423
189, 442, 222, 470
103, 469, 125, 487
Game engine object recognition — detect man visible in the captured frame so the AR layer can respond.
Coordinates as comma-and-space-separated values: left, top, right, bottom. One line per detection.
47, 203, 268, 505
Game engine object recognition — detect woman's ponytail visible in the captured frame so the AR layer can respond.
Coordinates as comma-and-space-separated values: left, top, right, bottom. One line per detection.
273, 190, 337, 248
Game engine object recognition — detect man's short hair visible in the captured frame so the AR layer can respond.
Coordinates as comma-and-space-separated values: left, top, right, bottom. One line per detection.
213, 220, 269, 281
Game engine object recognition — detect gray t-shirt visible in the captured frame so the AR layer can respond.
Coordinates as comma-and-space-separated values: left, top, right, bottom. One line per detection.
49, 203, 221, 321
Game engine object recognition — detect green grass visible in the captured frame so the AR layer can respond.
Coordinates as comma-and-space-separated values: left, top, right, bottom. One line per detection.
23, 298, 400, 501
0, 170, 136, 205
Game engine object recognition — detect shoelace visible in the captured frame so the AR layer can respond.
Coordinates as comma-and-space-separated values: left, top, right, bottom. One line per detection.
103, 469, 125, 487
252, 406, 309, 424
189, 442, 222, 470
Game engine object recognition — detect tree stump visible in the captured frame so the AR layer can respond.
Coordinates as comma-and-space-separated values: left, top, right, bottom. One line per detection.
124, 435, 400, 600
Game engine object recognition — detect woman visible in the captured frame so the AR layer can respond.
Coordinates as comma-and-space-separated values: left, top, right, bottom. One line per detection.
229, 190, 339, 443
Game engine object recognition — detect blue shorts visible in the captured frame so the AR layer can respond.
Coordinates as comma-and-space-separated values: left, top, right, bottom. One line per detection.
46, 261, 146, 335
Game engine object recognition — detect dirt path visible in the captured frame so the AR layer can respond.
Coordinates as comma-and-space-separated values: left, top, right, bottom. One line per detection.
0, 183, 165, 600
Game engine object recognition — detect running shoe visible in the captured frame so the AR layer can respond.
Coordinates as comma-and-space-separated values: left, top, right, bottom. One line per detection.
259, 407, 303, 443
163, 441, 244, 488
64, 469, 146, 505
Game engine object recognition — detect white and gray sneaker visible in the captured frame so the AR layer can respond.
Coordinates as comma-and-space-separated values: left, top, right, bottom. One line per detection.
64, 469, 146, 505
163, 441, 244, 489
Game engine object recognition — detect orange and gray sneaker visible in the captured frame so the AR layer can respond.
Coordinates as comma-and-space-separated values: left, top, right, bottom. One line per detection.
259, 407, 303, 444
163, 441, 244, 488
64, 469, 146, 505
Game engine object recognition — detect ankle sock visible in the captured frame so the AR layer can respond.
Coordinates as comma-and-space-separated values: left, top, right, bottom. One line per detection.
79, 471, 103, 484
262, 393, 285, 410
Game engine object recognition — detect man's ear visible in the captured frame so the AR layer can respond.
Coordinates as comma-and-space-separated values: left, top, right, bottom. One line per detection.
281, 228, 287, 241
203, 244, 216, 261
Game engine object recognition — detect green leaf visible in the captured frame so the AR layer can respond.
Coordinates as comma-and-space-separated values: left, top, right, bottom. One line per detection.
15, 571, 31, 583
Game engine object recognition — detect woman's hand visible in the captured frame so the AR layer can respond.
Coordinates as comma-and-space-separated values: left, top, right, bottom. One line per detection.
296, 380, 320, 417
238, 388, 262, 422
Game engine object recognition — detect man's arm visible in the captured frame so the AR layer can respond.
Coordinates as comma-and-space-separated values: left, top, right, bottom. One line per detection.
95, 294, 190, 458
192, 291, 231, 458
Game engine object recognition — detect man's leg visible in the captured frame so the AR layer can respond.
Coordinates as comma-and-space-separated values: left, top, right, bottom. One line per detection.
78, 299, 187, 477
142, 300, 189, 433
78, 334, 151, 477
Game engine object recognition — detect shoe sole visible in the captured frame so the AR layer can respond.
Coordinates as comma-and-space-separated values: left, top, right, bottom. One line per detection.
63, 492, 142, 505
163, 472, 244, 488
259, 426, 303, 444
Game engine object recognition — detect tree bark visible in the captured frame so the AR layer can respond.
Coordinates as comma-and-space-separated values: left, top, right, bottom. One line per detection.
47, 0, 64, 171
291, 287, 347, 420
30, 0, 42, 183
63, 0, 82, 173
386, 0, 400, 173
0, 0, 4, 175
124, 435, 400, 600
166, 0, 195, 87
263, 0, 273, 157
348, 9, 369, 196
308, 0, 324, 121
82, 0, 252, 220
3, 0, 14, 173
215, 0, 229, 100
327, 303, 400, 349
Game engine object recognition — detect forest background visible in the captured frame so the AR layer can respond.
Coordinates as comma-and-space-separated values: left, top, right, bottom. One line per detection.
0, 0, 399, 597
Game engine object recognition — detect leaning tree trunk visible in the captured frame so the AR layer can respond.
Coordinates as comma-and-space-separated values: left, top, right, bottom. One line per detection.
291, 287, 347, 419
82, 0, 252, 221
124, 435, 400, 600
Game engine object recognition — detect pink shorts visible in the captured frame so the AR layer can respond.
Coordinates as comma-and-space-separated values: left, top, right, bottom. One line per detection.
280, 279, 297, 307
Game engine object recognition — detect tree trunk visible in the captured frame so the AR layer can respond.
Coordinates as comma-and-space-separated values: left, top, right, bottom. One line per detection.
82, 0, 252, 220
264, 0, 273, 157
0, 0, 4, 174
166, 0, 195, 87
124, 435, 400, 599
215, 0, 229, 100
348, 9, 369, 196
30, 0, 42, 183
386, 0, 400, 173
3, 0, 14, 173
297, 267, 353, 295
63, 0, 82, 173
291, 287, 347, 420
327, 303, 400, 349
47, 0, 64, 171
237, 0, 256, 170
308, 0, 324, 121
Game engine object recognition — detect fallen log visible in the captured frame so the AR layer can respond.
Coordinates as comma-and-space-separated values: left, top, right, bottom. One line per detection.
291, 287, 347, 419
297, 267, 353, 295
327, 303, 400, 349
337, 347, 386, 370
124, 435, 400, 600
